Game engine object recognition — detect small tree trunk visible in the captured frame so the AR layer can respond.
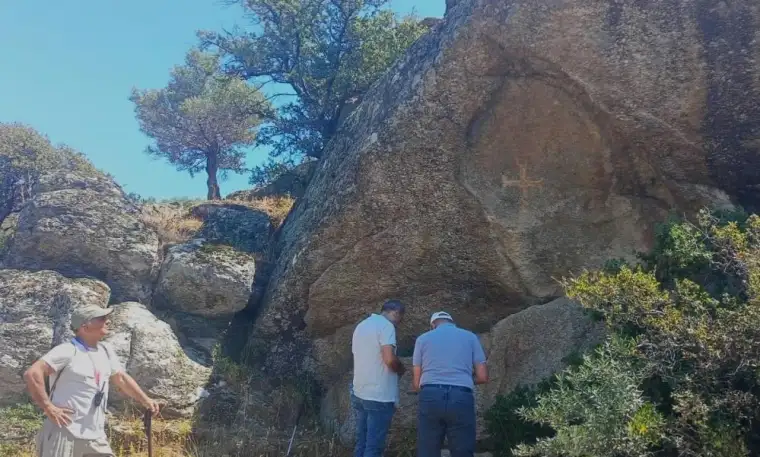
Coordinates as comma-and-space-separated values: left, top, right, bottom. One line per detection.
206, 151, 221, 200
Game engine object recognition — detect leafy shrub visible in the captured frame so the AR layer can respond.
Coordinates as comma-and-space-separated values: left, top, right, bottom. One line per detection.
485, 381, 554, 457
514, 337, 665, 457
0, 123, 98, 218
508, 209, 760, 457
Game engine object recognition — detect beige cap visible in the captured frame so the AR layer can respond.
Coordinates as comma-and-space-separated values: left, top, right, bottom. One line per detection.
70, 305, 114, 331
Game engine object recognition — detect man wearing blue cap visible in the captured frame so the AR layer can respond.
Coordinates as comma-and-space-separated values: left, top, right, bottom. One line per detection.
412, 311, 489, 457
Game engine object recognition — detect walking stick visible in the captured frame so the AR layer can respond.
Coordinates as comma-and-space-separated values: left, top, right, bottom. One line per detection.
143, 409, 153, 457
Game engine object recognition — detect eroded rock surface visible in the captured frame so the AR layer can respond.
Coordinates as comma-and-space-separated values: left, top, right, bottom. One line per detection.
248, 0, 747, 383
155, 239, 256, 318
153, 239, 257, 362
191, 203, 271, 254
106, 302, 211, 417
2, 171, 160, 303
478, 297, 605, 412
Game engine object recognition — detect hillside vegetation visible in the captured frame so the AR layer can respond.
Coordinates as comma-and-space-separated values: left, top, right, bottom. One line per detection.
487, 209, 760, 457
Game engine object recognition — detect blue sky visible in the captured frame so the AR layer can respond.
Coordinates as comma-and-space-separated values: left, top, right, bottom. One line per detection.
0, 0, 444, 199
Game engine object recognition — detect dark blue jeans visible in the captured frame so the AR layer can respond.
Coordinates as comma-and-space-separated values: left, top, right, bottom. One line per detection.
351, 394, 395, 457
417, 384, 476, 457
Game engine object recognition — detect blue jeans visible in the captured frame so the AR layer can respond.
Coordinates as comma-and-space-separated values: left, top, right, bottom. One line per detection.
417, 384, 476, 457
351, 394, 395, 457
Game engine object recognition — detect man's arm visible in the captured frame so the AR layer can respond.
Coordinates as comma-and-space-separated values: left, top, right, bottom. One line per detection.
472, 335, 489, 385
379, 322, 405, 375
412, 338, 423, 391
381, 345, 406, 375
23, 360, 74, 427
110, 372, 160, 416
474, 363, 489, 385
412, 366, 422, 391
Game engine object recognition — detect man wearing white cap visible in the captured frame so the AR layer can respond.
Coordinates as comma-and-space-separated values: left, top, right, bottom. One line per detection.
23, 304, 160, 457
412, 311, 488, 457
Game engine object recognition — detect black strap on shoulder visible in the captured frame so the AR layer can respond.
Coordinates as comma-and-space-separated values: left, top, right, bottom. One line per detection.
46, 342, 77, 398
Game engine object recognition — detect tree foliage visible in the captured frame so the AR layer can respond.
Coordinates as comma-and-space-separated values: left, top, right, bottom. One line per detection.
488, 209, 760, 457
0, 123, 95, 220
130, 50, 270, 199
198, 0, 429, 184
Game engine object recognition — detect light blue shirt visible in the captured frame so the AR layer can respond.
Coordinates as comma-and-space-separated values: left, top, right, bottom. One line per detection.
412, 322, 486, 389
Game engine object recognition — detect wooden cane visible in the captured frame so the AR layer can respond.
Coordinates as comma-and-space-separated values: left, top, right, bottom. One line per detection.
143, 409, 153, 457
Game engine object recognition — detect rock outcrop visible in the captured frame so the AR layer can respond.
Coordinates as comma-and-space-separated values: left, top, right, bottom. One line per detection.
0, 270, 210, 416
478, 297, 605, 412
106, 302, 211, 417
191, 203, 271, 254
0, 270, 111, 404
153, 238, 257, 363
227, 161, 317, 200
2, 171, 160, 304
248, 0, 751, 383
155, 240, 256, 318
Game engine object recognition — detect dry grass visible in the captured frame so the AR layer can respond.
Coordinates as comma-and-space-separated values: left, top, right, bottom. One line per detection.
4, 413, 347, 457
0, 402, 43, 457
139, 195, 295, 246
140, 204, 204, 244
224, 196, 295, 228
109, 412, 193, 457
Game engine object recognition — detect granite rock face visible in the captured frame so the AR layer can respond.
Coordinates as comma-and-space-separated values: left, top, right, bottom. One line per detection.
191, 203, 271, 254
155, 239, 256, 318
248, 0, 748, 383
478, 297, 606, 413
106, 302, 212, 417
2, 170, 160, 304
153, 239, 257, 362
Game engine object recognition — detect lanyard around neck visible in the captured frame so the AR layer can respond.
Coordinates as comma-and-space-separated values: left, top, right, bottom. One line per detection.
72, 338, 104, 390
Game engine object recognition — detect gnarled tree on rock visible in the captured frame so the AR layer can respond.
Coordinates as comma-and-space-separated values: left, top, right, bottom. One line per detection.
130, 50, 270, 199
198, 0, 429, 186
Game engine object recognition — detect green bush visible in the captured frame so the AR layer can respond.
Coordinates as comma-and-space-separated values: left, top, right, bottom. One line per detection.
485, 381, 554, 457
0, 123, 97, 213
506, 209, 760, 457
513, 337, 665, 457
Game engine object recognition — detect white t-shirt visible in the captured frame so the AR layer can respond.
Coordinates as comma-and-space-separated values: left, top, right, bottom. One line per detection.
351, 314, 399, 403
42, 340, 123, 440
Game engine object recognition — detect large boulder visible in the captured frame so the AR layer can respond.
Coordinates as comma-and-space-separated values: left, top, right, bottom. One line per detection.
190, 203, 271, 254
105, 302, 211, 417
321, 298, 604, 445
248, 0, 747, 382
155, 239, 256, 318
2, 171, 160, 304
478, 297, 605, 412
153, 239, 257, 362
0, 269, 110, 404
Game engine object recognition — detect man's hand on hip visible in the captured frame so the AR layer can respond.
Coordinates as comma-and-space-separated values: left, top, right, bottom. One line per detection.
44, 404, 74, 427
